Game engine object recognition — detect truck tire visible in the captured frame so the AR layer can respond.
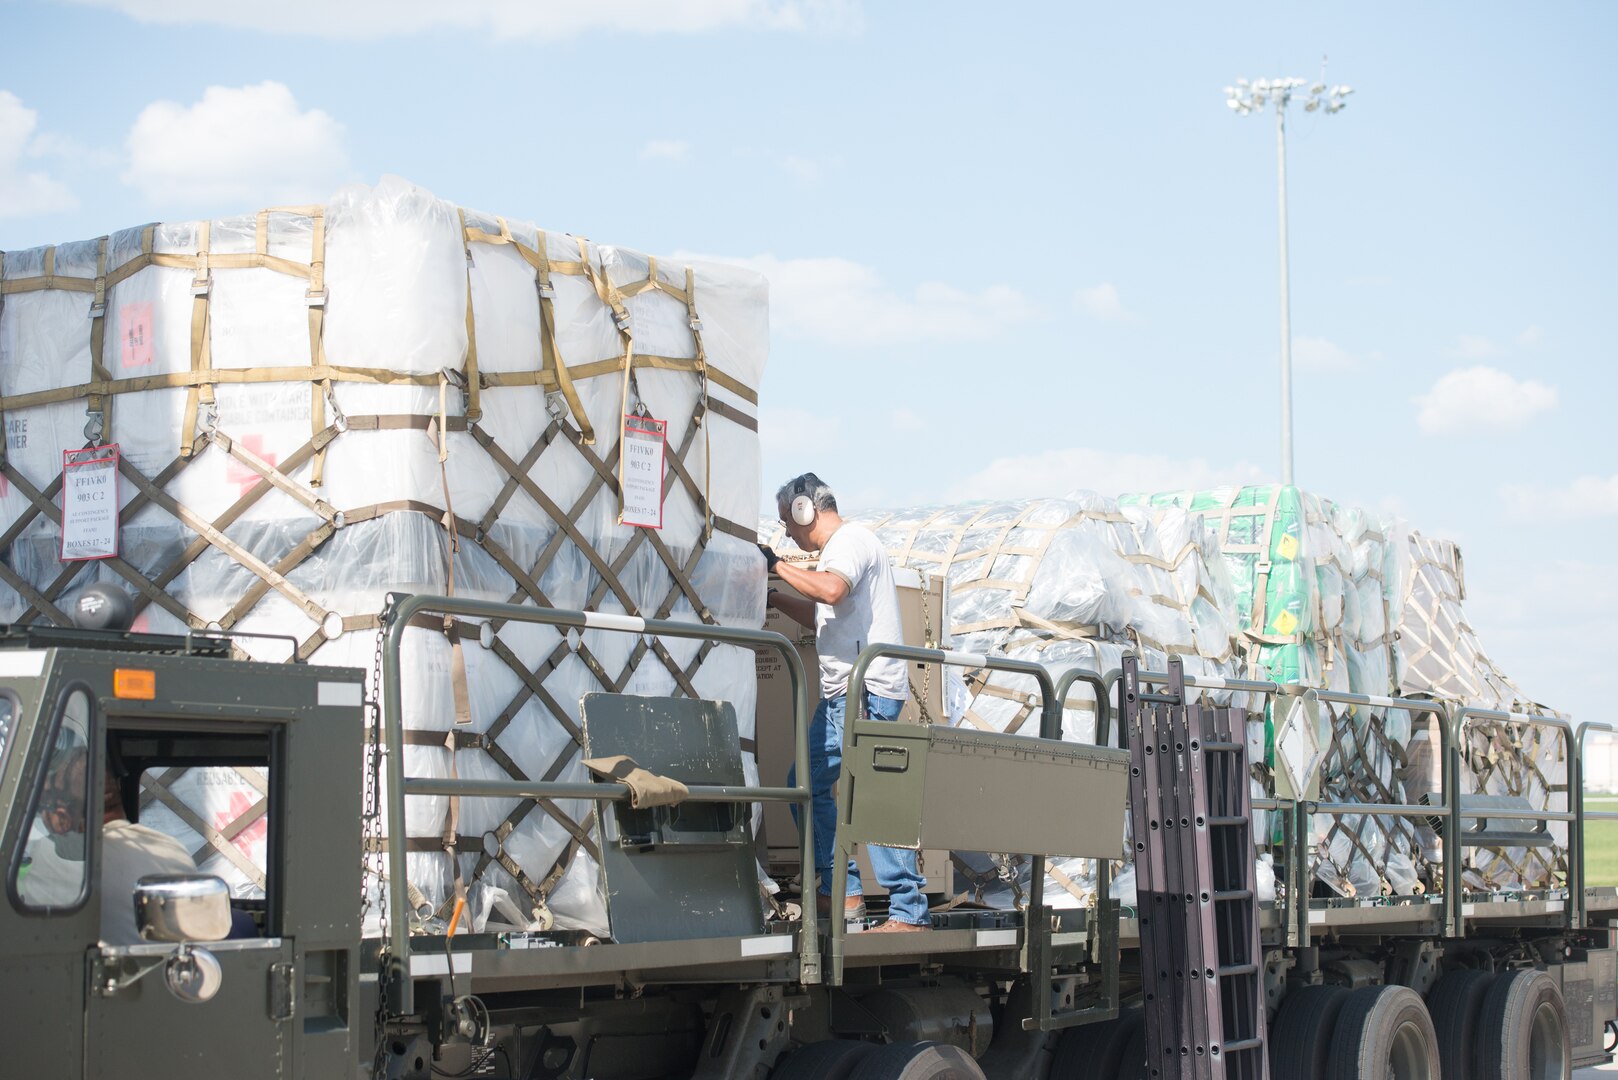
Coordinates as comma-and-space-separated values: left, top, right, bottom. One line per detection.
1325, 985, 1439, 1080
770, 1039, 877, 1079
1048, 1008, 1143, 1078
846, 1041, 987, 1080
1473, 968, 1571, 1080
1269, 984, 1348, 1080
1116, 1020, 1148, 1080
1425, 968, 1493, 1079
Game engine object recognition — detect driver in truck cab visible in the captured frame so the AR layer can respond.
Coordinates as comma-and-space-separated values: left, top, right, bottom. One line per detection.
20, 744, 196, 945
760, 472, 930, 934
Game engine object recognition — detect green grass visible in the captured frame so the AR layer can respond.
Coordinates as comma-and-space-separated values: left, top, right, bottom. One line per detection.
1584, 819, 1618, 888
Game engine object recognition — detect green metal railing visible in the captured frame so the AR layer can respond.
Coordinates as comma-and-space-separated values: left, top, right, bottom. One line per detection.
835, 645, 1129, 1032
1051, 665, 1123, 1029
1572, 721, 1616, 928
1127, 664, 1596, 941
371, 594, 1605, 1022
378, 593, 816, 1014
831, 643, 1059, 989
1444, 705, 1574, 935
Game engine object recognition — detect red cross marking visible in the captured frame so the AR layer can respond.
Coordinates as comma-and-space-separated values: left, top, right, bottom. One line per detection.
213, 789, 269, 858
225, 435, 278, 498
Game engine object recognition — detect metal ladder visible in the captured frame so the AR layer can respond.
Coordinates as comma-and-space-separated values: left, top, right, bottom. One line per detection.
1123, 656, 1267, 1080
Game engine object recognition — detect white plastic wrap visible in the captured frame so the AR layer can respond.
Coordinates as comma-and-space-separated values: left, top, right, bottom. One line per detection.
0, 177, 770, 936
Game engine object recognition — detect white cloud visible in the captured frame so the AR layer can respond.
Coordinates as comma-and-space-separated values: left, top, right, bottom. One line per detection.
1294, 336, 1363, 372
1516, 324, 1544, 348
1074, 282, 1134, 322
779, 154, 839, 184
123, 83, 348, 206
25, 130, 120, 168
59, 0, 858, 38
759, 406, 840, 460
1463, 556, 1618, 721
640, 139, 689, 162
1412, 366, 1557, 436
691, 253, 1036, 346
0, 91, 76, 217
1501, 473, 1618, 520
1448, 334, 1504, 361
891, 407, 924, 433
945, 447, 1264, 503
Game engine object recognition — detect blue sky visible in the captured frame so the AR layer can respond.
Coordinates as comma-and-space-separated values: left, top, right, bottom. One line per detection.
1, 0, 1614, 735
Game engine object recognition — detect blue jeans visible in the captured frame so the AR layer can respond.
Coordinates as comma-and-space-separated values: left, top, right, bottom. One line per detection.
788, 691, 929, 926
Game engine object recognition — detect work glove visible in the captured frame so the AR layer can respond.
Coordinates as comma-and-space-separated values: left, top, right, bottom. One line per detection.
758, 544, 781, 571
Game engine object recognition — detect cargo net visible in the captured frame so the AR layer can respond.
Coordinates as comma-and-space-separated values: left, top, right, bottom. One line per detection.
1397, 533, 1566, 892
0, 178, 768, 937
770, 484, 1566, 911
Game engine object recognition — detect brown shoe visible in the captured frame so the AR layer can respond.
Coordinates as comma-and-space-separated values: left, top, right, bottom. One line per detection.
866, 919, 928, 934
815, 893, 867, 919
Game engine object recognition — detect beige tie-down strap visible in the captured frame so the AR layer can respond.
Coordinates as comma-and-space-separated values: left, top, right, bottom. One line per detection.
582, 755, 691, 809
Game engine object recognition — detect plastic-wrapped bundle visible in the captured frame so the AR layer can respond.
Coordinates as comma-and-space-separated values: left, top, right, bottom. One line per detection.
1124, 486, 1333, 686
0, 177, 769, 935
1395, 533, 1565, 892
847, 493, 1241, 661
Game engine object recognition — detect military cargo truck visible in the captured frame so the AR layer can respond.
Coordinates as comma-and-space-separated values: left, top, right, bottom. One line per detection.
1, 588, 1614, 1080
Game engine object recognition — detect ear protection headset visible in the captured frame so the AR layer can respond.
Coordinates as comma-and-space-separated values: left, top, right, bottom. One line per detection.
789, 477, 817, 527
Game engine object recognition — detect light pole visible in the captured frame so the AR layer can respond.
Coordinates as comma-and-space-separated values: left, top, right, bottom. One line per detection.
1225, 76, 1352, 488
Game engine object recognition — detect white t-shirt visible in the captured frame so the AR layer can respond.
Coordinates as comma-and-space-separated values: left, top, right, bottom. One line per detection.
814, 522, 910, 701
100, 820, 199, 946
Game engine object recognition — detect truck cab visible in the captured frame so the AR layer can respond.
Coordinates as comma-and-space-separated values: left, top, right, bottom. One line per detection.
0, 619, 366, 1080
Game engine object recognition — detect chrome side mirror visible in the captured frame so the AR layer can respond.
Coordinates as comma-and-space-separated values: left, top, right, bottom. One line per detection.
163, 944, 224, 1004
135, 874, 232, 944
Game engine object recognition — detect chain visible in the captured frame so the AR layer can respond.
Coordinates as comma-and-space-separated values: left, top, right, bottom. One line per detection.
365, 596, 394, 1076
918, 574, 936, 724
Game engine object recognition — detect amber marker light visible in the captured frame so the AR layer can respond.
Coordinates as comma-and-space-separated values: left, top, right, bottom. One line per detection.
113, 668, 156, 700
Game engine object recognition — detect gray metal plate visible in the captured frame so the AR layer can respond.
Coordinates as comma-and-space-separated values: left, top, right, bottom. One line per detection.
581, 694, 763, 945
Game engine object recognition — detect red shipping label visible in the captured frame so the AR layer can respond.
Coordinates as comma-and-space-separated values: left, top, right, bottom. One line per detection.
120, 302, 154, 368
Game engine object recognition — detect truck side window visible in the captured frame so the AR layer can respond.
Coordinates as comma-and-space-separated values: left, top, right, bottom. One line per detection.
12, 688, 95, 913
137, 765, 270, 900
0, 693, 15, 774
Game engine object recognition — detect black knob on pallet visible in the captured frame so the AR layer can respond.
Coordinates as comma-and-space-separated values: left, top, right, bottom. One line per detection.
74, 584, 134, 631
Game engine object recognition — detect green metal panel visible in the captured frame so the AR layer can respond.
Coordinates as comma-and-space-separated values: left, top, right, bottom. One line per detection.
841, 720, 1129, 859
87, 939, 295, 1080
918, 727, 1128, 858
840, 721, 930, 848
0, 655, 91, 1080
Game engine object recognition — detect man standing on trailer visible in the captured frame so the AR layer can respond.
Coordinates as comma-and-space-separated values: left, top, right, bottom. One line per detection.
760, 472, 929, 933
